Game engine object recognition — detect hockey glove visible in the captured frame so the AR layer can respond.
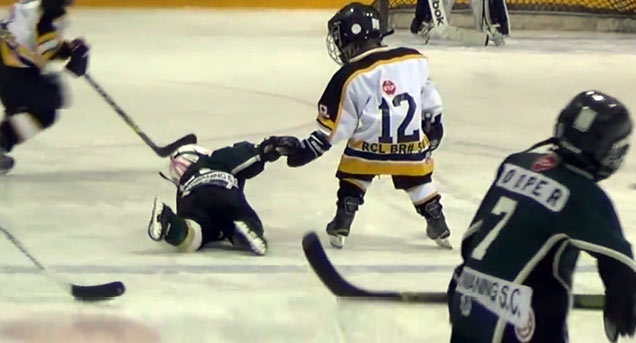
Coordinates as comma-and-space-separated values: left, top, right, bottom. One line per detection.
599, 256, 636, 342
65, 38, 90, 77
258, 136, 300, 162
287, 130, 331, 167
423, 112, 444, 152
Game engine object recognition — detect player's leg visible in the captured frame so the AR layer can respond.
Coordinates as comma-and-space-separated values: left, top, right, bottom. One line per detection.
411, 0, 450, 43
224, 189, 268, 256
148, 187, 233, 252
326, 173, 373, 249
147, 198, 208, 252
393, 174, 452, 249
0, 61, 16, 173
411, 0, 433, 34
470, 0, 509, 45
0, 65, 64, 174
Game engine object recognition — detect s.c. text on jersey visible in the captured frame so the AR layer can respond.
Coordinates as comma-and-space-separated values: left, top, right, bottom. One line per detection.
495, 164, 570, 212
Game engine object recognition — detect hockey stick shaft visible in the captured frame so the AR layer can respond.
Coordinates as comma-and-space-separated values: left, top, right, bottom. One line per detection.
0, 224, 125, 299
0, 29, 195, 157
84, 74, 197, 157
302, 232, 604, 310
84, 73, 155, 147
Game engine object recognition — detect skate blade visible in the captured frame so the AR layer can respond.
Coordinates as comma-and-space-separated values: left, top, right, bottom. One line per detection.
234, 222, 267, 256
147, 198, 165, 241
434, 237, 453, 250
329, 234, 345, 249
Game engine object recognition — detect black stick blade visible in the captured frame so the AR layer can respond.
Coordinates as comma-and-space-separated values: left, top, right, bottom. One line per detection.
154, 134, 198, 157
302, 232, 605, 309
71, 281, 126, 300
302, 232, 400, 299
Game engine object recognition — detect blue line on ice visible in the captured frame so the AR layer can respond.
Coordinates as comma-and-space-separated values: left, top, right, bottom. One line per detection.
0, 264, 597, 275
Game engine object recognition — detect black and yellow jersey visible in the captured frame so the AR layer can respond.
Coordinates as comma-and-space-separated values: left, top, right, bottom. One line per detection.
315, 46, 443, 176
0, 0, 67, 69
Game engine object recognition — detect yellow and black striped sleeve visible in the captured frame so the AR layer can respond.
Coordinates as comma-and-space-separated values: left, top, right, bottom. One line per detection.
35, 10, 67, 62
316, 47, 426, 134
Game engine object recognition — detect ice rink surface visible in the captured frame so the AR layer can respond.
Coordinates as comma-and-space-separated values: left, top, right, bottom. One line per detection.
0, 8, 635, 343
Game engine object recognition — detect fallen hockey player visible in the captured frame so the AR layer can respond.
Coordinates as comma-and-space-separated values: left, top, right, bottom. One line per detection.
147, 136, 299, 256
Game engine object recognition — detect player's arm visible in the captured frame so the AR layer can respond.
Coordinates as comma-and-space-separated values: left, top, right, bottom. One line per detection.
597, 255, 636, 341
35, 11, 67, 62
210, 137, 299, 181
568, 198, 636, 341
287, 71, 358, 167
421, 65, 444, 152
37, 11, 89, 76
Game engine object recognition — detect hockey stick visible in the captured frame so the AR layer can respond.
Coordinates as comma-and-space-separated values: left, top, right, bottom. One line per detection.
0, 224, 125, 300
84, 73, 197, 157
302, 232, 605, 310
0, 28, 197, 157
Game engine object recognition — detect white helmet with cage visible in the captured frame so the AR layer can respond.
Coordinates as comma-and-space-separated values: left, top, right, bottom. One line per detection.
167, 144, 212, 183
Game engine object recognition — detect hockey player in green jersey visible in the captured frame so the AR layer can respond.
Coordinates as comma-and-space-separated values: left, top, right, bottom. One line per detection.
447, 90, 634, 343
147, 136, 298, 256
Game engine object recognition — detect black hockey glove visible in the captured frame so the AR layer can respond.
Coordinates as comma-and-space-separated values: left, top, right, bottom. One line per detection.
423, 112, 444, 152
287, 131, 331, 167
599, 256, 636, 342
65, 38, 90, 77
258, 136, 300, 162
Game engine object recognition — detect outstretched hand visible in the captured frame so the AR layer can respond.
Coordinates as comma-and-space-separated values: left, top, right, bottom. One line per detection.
258, 136, 301, 162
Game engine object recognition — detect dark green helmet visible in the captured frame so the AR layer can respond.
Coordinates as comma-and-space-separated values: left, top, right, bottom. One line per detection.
555, 90, 632, 181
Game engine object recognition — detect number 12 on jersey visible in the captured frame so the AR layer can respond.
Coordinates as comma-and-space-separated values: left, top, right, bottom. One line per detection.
471, 196, 518, 260
378, 92, 418, 144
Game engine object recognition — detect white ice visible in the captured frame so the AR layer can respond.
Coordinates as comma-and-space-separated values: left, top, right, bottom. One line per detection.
0, 8, 635, 343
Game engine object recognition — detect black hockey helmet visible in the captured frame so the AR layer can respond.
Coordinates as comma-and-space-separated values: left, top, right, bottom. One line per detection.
554, 90, 632, 181
327, 2, 384, 65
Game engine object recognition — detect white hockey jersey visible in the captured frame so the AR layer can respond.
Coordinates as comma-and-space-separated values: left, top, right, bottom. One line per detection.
0, 0, 68, 68
316, 47, 443, 176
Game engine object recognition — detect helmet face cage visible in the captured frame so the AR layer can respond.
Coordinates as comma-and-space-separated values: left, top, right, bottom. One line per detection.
326, 3, 383, 65
596, 133, 631, 180
326, 23, 345, 65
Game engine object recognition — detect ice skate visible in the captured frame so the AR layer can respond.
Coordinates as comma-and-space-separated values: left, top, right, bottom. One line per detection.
485, 24, 505, 46
326, 197, 360, 249
418, 197, 453, 249
232, 221, 267, 256
0, 148, 14, 175
410, 17, 433, 44
426, 214, 453, 249
147, 197, 175, 241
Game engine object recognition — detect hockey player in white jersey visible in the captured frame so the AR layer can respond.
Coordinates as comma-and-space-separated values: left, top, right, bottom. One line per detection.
410, 0, 509, 45
0, 0, 89, 174
286, 2, 451, 249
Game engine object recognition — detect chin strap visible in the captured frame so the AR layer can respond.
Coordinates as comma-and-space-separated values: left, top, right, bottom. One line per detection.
524, 137, 558, 153
381, 29, 395, 39
159, 172, 179, 187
